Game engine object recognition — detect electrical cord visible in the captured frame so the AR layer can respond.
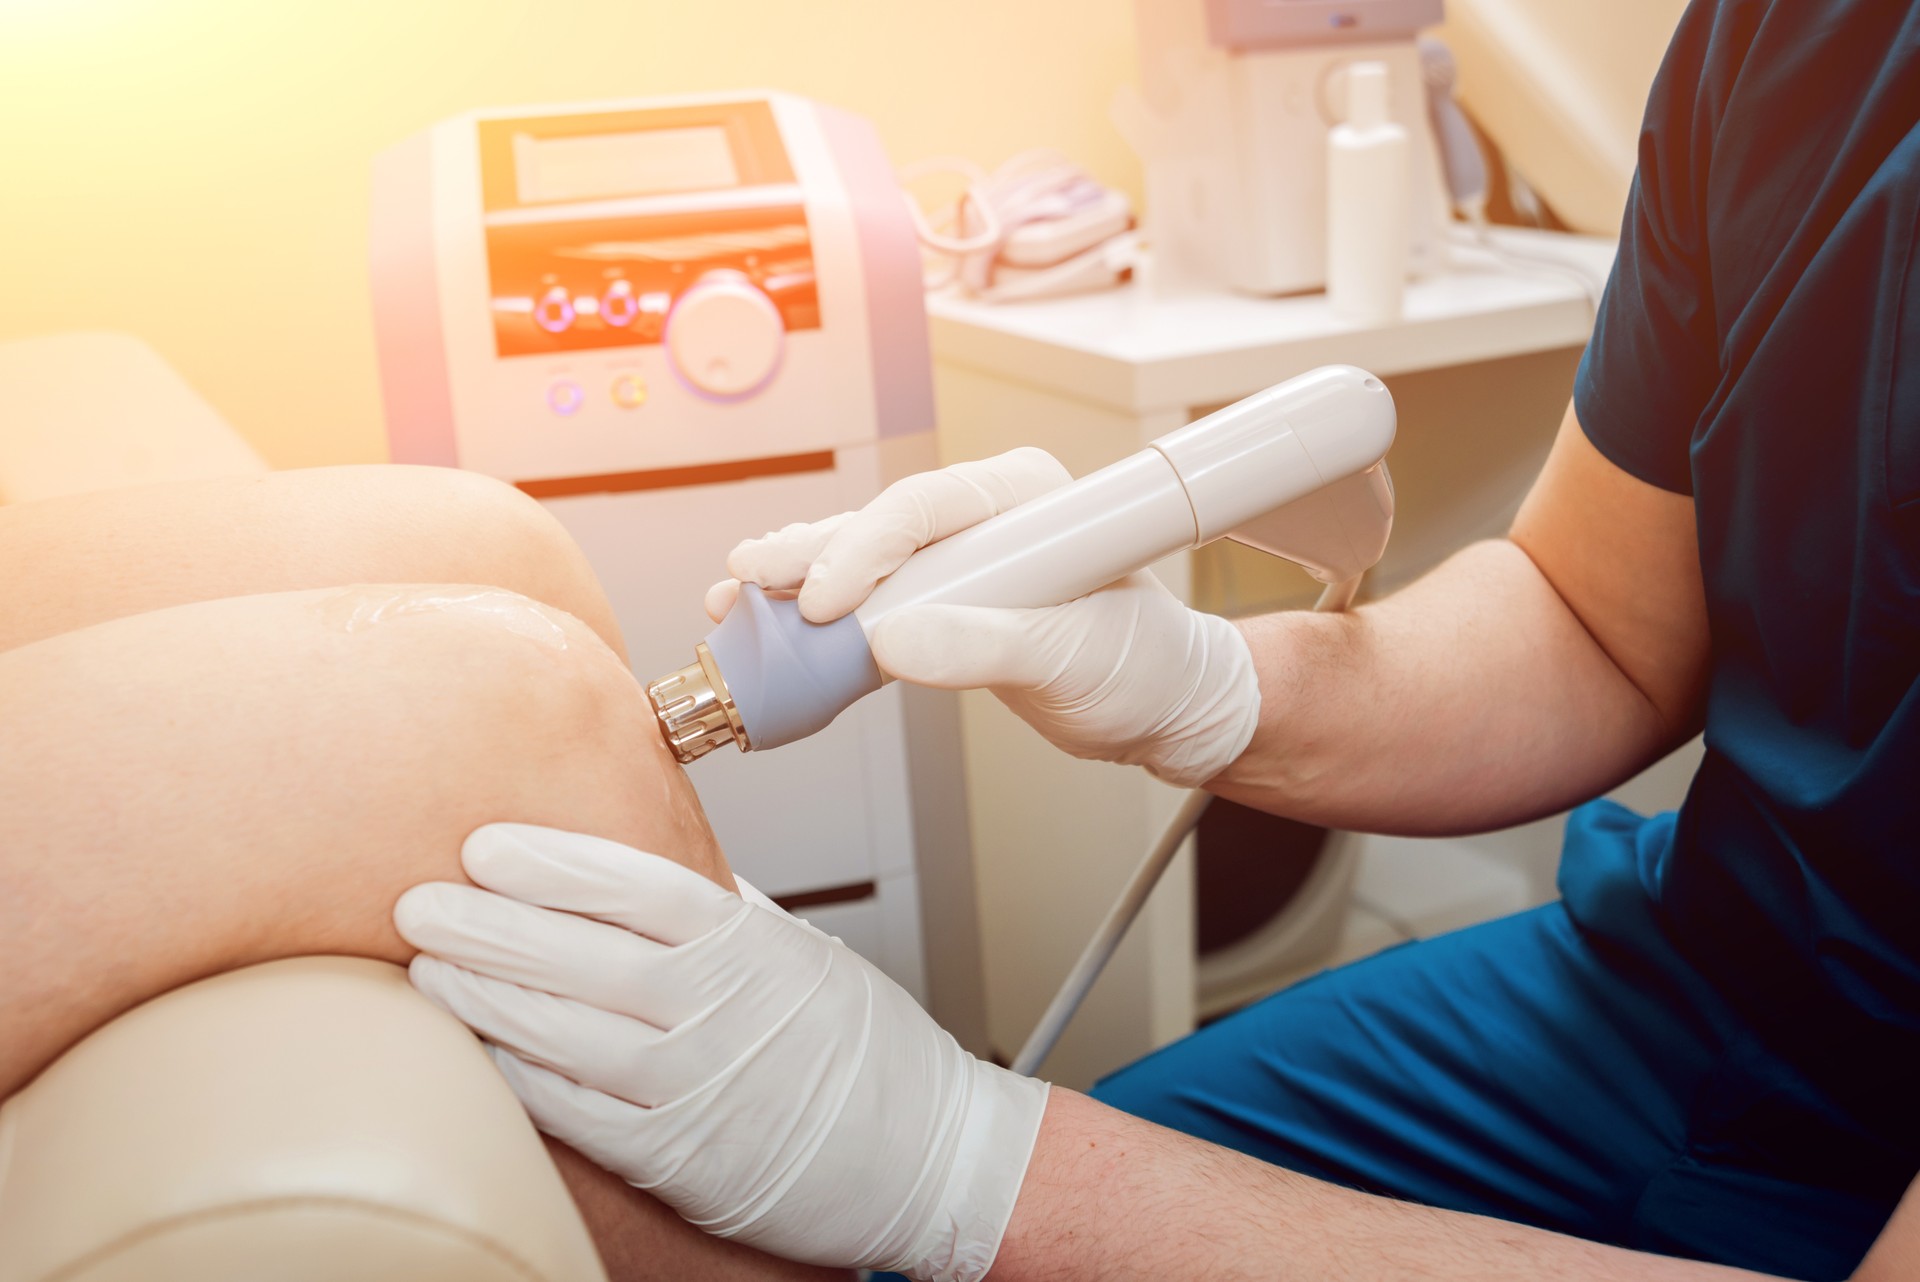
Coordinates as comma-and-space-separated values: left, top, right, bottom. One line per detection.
898, 155, 1003, 283
1313, 574, 1362, 613
1448, 200, 1605, 315
1010, 573, 1365, 1078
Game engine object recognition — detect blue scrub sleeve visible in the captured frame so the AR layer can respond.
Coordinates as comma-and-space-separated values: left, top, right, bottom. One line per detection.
1573, 6, 1722, 497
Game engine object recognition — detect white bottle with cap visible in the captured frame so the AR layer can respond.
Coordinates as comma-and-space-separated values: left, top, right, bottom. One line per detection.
1326, 61, 1411, 324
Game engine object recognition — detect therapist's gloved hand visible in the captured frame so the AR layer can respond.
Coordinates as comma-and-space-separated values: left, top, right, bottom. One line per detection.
706, 448, 1261, 788
394, 823, 1050, 1282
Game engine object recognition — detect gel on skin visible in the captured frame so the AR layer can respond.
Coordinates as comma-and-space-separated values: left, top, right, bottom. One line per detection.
1327, 61, 1411, 324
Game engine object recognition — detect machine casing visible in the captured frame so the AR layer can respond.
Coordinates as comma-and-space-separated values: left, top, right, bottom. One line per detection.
369, 92, 986, 1049
1130, 0, 1452, 296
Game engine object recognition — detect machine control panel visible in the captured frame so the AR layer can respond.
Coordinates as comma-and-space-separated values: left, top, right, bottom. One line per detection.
478, 102, 821, 368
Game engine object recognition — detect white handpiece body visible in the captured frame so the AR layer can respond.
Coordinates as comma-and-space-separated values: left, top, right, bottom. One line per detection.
652, 364, 1395, 760
853, 363, 1396, 633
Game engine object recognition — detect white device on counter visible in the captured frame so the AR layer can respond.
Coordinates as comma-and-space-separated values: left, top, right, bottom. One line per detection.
1123, 0, 1452, 297
1327, 62, 1412, 322
369, 91, 989, 1049
648, 365, 1395, 758
904, 151, 1140, 302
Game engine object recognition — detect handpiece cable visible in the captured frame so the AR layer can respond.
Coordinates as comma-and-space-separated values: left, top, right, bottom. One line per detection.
1009, 574, 1363, 1077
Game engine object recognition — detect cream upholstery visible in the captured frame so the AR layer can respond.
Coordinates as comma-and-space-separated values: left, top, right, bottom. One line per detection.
0, 958, 607, 1282
0, 331, 270, 505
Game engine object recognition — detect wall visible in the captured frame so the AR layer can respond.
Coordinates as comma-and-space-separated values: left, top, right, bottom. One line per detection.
1441, 0, 1687, 233
0, 0, 1138, 468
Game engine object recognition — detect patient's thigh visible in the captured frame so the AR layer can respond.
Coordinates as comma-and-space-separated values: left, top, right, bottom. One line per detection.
0, 464, 624, 656
0, 582, 722, 1100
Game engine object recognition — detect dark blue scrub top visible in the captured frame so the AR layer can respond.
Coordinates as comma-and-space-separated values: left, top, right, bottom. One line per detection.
1572, 0, 1919, 1159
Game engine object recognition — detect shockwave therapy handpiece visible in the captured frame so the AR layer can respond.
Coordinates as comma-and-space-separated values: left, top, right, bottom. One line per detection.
647, 364, 1397, 764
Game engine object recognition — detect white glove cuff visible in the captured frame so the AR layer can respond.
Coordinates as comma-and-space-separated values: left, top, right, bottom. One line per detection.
1145, 612, 1262, 790
899, 1064, 1051, 1282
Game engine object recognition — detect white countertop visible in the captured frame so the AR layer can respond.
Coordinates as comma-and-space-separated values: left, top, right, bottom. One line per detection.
927, 227, 1615, 415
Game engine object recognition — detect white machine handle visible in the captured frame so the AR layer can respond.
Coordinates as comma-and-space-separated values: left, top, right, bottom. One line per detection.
854, 365, 1396, 635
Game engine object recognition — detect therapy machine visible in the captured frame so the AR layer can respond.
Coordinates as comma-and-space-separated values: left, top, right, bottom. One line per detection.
369, 91, 988, 1048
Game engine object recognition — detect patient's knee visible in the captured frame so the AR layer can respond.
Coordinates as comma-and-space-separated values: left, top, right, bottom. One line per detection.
314, 582, 724, 891
369, 467, 626, 660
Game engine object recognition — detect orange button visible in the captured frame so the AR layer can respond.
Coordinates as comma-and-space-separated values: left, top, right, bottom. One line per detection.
611, 373, 648, 410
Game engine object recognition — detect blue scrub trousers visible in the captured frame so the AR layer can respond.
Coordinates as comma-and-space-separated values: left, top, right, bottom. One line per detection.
1090, 807, 1902, 1280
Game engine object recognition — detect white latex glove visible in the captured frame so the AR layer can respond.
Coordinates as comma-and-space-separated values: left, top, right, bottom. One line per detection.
707, 448, 1261, 788
394, 823, 1050, 1282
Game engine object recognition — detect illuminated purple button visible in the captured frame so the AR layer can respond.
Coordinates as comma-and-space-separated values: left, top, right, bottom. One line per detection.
547, 380, 583, 416
601, 280, 638, 328
535, 286, 575, 334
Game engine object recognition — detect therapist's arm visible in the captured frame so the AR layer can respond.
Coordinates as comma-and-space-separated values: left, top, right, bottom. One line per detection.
996, 1089, 1907, 1282
401, 825, 1916, 1281
1212, 401, 1711, 836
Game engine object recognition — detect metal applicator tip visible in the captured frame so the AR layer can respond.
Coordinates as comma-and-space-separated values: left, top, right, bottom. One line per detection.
646, 643, 748, 763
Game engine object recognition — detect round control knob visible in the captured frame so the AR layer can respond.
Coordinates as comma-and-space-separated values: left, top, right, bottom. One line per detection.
535, 286, 574, 334
601, 279, 638, 328
665, 271, 784, 399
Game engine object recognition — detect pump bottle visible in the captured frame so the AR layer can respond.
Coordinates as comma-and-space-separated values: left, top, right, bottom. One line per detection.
1327, 61, 1411, 324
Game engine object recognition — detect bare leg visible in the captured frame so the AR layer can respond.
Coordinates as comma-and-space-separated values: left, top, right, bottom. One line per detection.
0, 465, 625, 656
0, 474, 840, 1278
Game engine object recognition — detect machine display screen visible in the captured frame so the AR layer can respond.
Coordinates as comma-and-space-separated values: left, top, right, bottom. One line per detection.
511, 127, 740, 205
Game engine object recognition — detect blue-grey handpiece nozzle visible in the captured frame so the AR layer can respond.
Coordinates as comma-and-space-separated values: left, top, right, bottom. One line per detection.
646, 584, 883, 763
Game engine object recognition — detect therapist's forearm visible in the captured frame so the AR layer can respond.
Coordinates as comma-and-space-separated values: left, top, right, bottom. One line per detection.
991, 1090, 1776, 1282
1211, 538, 1671, 836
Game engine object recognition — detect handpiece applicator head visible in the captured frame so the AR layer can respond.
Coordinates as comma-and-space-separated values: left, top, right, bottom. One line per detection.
647, 643, 748, 763
647, 584, 884, 763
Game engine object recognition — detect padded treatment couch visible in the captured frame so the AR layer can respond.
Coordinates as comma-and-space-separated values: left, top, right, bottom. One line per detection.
0, 959, 607, 1281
